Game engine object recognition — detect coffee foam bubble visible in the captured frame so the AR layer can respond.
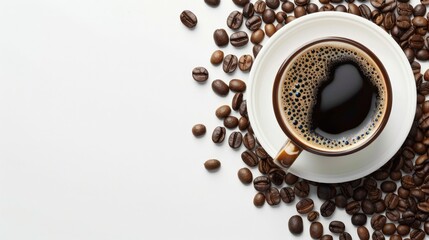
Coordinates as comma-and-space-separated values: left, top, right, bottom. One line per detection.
279, 41, 388, 151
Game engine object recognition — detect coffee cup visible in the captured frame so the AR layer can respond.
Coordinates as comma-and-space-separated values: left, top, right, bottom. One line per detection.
272, 37, 392, 170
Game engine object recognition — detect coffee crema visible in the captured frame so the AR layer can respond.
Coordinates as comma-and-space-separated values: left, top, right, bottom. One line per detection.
275, 38, 390, 152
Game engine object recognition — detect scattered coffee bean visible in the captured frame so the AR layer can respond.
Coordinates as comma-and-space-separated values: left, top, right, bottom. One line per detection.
410, 229, 425, 240
212, 126, 226, 143
232, 0, 250, 7
205, 0, 220, 6
289, 215, 303, 234
212, 79, 229, 96
362, 199, 375, 215
237, 167, 252, 184
210, 50, 224, 65
224, 116, 239, 129
307, 211, 319, 222
180, 10, 198, 28
280, 187, 295, 203
242, 3, 255, 18
335, 195, 347, 208
294, 6, 306, 17
329, 221, 345, 233
241, 150, 258, 167
246, 15, 262, 31
357, 226, 370, 240
266, 0, 280, 9
262, 9, 275, 24
192, 124, 206, 137
352, 213, 367, 226
320, 235, 333, 240
250, 29, 265, 44
397, 224, 410, 236
230, 31, 249, 47
215, 105, 231, 119
353, 186, 368, 200
386, 209, 400, 222
414, 4, 426, 16
232, 92, 243, 110
238, 116, 249, 131
339, 232, 352, 240
318, 184, 336, 200
381, 181, 397, 193
223, 54, 238, 73
192, 67, 209, 82
285, 173, 299, 185
371, 214, 387, 231
348, 3, 361, 15
238, 54, 253, 71
253, 192, 265, 207
372, 230, 385, 240
253, 44, 262, 58
384, 192, 399, 209
382, 223, 396, 235
227, 11, 243, 30
253, 176, 271, 192
242, 133, 255, 150
213, 29, 229, 46
204, 159, 221, 170
228, 131, 242, 148
320, 200, 336, 217
296, 198, 314, 214
294, 180, 310, 198
346, 200, 361, 215
265, 187, 281, 206
310, 222, 324, 239
229, 79, 246, 93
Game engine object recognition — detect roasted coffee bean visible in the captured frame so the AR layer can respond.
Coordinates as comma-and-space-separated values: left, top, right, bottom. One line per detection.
289, 215, 303, 234
402, 175, 415, 189
307, 3, 319, 13
212, 79, 229, 96
237, 167, 252, 184
192, 124, 206, 137
372, 230, 385, 240
241, 150, 259, 167
382, 223, 396, 235
371, 9, 384, 25
253, 192, 265, 207
294, 181, 310, 198
192, 67, 209, 82
295, 0, 309, 6
374, 200, 387, 213
411, 61, 421, 74
282, 1, 295, 13
275, 11, 286, 23
339, 232, 352, 240
385, 193, 399, 209
230, 31, 249, 47
352, 213, 367, 226
348, 3, 361, 15
321, 200, 336, 217
353, 186, 368, 201
213, 29, 229, 46
357, 226, 370, 240
413, 142, 427, 154
320, 234, 333, 240
410, 229, 425, 240
335, 195, 347, 208
250, 29, 265, 44
399, 211, 415, 225
307, 211, 319, 222
340, 183, 353, 198
285, 173, 298, 185
404, 48, 415, 63
310, 222, 324, 239
180, 10, 198, 28
205, 0, 220, 6
319, 3, 334, 11
286, 15, 296, 22
329, 221, 345, 233
417, 202, 429, 213
414, 4, 426, 16
204, 159, 221, 170
398, 187, 410, 198
397, 2, 413, 16
419, 84, 429, 97
280, 187, 295, 203
255, 146, 268, 160
228, 131, 242, 148
246, 15, 262, 31
359, 4, 371, 19
424, 221, 429, 234
363, 178, 378, 191
238, 117, 249, 131
391, 171, 402, 181
362, 200, 375, 215
373, 170, 389, 180
336, 4, 347, 12
397, 224, 410, 236
294, 6, 306, 17
386, 209, 400, 221
416, 49, 429, 61
265, 187, 281, 206
253, 44, 262, 58
231, 92, 243, 110
397, 15, 412, 29
266, 0, 280, 9
223, 54, 238, 73
232, 0, 250, 7
381, 0, 397, 12
229, 79, 246, 93
317, 184, 336, 200
238, 54, 253, 71
296, 198, 314, 214
212, 126, 226, 143
384, 12, 396, 30
254, 0, 267, 13
381, 181, 397, 193
268, 169, 286, 186
258, 159, 271, 174
211, 50, 224, 65
400, 26, 415, 42
371, 214, 387, 230
409, 34, 425, 49
239, 100, 247, 117
346, 201, 361, 215
243, 3, 255, 18
242, 133, 255, 150
227, 11, 243, 30
253, 176, 271, 192
262, 9, 275, 24
413, 16, 428, 27
265, 24, 276, 37
215, 105, 231, 119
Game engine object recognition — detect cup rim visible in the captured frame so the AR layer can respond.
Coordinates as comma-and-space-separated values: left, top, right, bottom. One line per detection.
272, 37, 393, 156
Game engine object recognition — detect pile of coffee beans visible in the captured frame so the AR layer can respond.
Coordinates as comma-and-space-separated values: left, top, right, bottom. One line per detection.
184, 0, 429, 239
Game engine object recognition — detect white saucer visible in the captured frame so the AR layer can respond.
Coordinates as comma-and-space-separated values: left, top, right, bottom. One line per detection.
247, 12, 416, 183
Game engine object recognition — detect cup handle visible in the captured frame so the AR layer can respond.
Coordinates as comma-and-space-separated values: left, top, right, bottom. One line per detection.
274, 140, 303, 169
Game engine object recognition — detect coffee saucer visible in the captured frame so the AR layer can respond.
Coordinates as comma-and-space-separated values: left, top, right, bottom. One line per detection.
247, 12, 415, 183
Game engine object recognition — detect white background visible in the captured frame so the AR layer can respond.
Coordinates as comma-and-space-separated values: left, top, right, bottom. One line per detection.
0, 0, 425, 239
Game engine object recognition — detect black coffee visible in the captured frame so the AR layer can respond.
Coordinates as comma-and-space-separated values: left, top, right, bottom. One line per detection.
275, 38, 390, 151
